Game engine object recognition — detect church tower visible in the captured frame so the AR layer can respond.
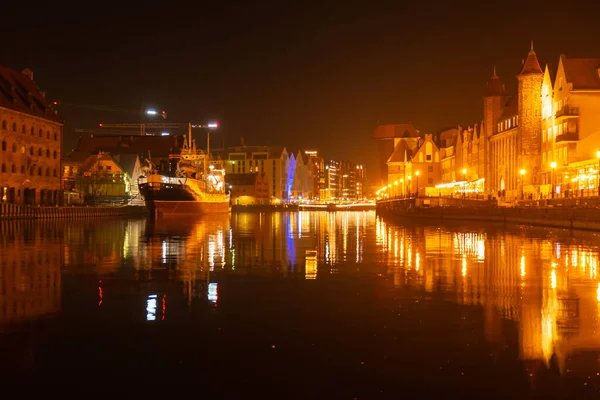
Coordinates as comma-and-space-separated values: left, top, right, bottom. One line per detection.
483, 66, 507, 138
517, 41, 543, 185
483, 66, 506, 192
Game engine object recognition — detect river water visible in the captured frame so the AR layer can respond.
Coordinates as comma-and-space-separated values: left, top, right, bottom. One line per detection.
1, 211, 600, 397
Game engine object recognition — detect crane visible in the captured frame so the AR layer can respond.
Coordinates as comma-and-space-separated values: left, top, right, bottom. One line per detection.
96, 122, 217, 136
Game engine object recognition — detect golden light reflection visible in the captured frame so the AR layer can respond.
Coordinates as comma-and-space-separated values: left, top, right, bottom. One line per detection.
305, 250, 317, 279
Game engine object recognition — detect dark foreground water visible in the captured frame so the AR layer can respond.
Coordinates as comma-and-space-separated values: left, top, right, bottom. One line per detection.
1, 211, 600, 397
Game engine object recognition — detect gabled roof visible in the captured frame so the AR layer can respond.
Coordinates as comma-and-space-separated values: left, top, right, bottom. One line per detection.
74, 134, 184, 158
112, 153, 139, 176
63, 150, 92, 163
373, 123, 419, 140
0, 65, 61, 123
387, 140, 413, 163
562, 55, 600, 90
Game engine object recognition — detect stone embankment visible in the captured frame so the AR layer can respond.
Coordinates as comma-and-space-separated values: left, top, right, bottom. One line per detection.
0, 203, 148, 220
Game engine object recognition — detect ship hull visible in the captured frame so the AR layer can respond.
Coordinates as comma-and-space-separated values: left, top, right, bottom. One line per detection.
151, 200, 230, 216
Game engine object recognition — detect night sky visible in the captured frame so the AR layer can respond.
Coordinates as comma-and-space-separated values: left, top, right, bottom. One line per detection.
3, 1, 600, 181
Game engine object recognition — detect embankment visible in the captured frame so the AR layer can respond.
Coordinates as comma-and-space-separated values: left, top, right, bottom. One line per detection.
0, 203, 148, 220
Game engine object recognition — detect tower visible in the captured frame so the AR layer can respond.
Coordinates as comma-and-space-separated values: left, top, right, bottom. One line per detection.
483, 66, 507, 192
517, 41, 543, 185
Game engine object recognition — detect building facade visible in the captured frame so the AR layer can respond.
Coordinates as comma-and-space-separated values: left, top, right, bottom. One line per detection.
0, 67, 63, 205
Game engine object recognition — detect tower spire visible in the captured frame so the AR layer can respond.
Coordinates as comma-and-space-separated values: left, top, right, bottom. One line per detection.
492, 65, 498, 78
530, 40, 534, 52
519, 41, 543, 75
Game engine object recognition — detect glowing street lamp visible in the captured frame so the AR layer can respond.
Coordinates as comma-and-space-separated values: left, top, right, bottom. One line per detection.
415, 171, 420, 197
519, 169, 526, 200
550, 161, 557, 198
400, 178, 404, 198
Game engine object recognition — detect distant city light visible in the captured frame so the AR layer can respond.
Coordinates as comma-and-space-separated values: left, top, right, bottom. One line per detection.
161, 132, 169, 136
207, 122, 218, 128
208, 283, 218, 303
146, 109, 157, 115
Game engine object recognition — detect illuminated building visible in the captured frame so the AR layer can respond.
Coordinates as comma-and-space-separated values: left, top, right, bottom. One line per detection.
290, 150, 314, 200
0, 66, 63, 205
373, 123, 420, 187
220, 145, 291, 203
226, 172, 269, 205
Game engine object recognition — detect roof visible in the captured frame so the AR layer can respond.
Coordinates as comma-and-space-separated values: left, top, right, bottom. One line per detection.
74, 134, 184, 158
484, 66, 506, 97
562, 55, 600, 90
0, 65, 62, 123
519, 43, 543, 76
219, 145, 287, 159
387, 140, 412, 163
63, 150, 92, 163
499, 96, 518, 120
373, 123, 419, 140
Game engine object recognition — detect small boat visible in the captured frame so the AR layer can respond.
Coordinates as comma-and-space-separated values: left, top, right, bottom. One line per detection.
138, 123, 230, 217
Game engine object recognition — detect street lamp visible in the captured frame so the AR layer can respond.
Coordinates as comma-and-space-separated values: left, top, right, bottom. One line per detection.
461, 168, 467, 198
519, 169, 526, 200
400, 178, 404, 198
596, 151, 600, 197
550, 161, 557, 198
415, 171, 420, 197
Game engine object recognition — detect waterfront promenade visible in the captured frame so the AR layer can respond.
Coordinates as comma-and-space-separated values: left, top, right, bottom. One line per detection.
376, 197, 600, 231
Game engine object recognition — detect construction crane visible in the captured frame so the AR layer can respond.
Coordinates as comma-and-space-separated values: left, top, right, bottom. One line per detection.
96, 122, 217, 136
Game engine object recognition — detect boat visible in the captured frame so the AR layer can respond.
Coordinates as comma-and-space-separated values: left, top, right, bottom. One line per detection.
138, 123, 230, 217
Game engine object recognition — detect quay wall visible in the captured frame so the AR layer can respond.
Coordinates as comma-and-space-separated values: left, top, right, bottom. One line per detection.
376, 198, 600, 231
0, 203, 148, 220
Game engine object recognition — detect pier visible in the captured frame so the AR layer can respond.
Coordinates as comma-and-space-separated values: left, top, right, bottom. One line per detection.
0, 203, 148, 220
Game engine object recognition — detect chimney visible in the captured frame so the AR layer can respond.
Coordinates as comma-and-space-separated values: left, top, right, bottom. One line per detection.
22, 68, 34, 81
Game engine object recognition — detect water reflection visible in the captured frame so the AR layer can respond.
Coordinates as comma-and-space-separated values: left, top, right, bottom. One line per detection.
375, 217, 600, 378
3, 212, 600, 392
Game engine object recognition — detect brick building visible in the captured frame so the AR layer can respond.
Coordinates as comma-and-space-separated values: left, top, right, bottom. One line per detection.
0, 66, 63, 205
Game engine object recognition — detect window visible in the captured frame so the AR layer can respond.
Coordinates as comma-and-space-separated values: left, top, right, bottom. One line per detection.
46, 149, 50, 158
53, 168, 57, 177
46, 131, 50, 139
428, 166, 433, 173
427, 178, 433, 184
1, 164, 5, 173
11, 164, 16, 173
53, 150, 57, 159
37, 148, 42, 156
46, 168, 50, 176
38, 129, 42, 137
11, 122, 16, 132
21, 146, 24, 154
29, 146, 34, 155
37, 168, 42, 176
1, 141, 6, 151
426, 154, 432, 161
11, 143, 16, 152
53, 132, 57, 141
107, 166, 112, 171
30, 126, 35, 135
1, 120, 6, 130
21, 124, 26, 134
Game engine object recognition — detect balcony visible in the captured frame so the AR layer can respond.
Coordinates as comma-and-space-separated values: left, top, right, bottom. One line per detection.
555, 106, 579, 119
555, 132, 579, 142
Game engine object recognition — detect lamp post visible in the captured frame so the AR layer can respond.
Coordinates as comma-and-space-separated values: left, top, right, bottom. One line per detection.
519, 169, 526, 200
400, 178, 404, 198
415, 171, 420, 197
596, 151, 600, 197
550, 161, 557, 198
461, 168, 467, 198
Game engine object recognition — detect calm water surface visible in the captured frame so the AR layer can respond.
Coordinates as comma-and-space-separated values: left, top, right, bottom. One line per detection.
2, 211, 600, 397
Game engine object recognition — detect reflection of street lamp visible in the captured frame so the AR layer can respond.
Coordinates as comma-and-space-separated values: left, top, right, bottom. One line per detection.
461, 168, 467, 198
596, 151, 600, 197
415, 171, 420, 197
520, 169, 526, 200
550, 161, 557, 198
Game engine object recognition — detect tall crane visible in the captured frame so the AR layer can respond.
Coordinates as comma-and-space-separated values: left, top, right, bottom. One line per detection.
96, 122, 217, 136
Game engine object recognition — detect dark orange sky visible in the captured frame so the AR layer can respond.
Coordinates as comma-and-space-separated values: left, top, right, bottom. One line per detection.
3, 1, 600, 182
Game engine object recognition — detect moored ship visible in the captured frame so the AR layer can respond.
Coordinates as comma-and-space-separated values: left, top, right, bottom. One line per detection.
138, 123, 230, 217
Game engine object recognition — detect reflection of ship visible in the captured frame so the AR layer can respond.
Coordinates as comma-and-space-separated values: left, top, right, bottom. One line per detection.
138, 123, 230, 217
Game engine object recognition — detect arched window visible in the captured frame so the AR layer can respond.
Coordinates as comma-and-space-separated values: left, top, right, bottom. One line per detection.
53, 150, 57, 159
29, 146, 34, 155
11, 164, 16, 173
53, 132, 57, 141
1, 164, 5, 173
38, 129, 42, 137
1, 120, 6, 130
30, 126, 35, 135
11, 122, 16, 132
20, 165, 25, 174
21, 124, 26, 134
11, 143, 16, 152
37, 167, 42, 176
1, 141, 6, 151
46, 130, 50, 139
46, 149, 50, 158
53, 168, 57, 177
37, 148, 42, 157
